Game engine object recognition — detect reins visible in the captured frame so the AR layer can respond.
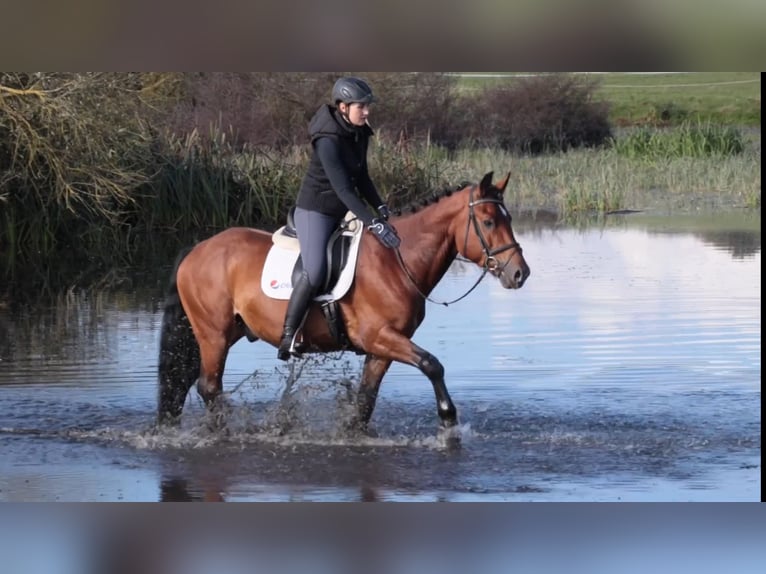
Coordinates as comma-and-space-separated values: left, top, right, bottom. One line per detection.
393, 186, 522, 307
394, 248, 490, 307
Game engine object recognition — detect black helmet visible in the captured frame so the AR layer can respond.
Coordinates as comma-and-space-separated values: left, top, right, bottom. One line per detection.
332, 76, 375, 105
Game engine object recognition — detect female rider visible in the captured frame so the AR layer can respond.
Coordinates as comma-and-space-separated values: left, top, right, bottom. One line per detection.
278, 76, 400, 360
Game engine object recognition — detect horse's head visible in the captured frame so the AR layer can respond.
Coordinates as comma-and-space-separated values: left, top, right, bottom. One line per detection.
457, 171, 530, 289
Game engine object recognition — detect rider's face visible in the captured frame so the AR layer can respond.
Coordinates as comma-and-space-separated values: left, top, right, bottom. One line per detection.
340, 102, 370, 126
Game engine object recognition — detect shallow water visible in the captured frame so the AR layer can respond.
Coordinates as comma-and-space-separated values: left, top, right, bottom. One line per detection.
0, 212, 760, 501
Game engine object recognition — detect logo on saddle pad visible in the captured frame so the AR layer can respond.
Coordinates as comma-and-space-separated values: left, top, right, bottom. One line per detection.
261, 212, 363, 301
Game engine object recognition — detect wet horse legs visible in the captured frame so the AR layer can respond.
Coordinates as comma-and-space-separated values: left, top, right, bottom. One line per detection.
196, 335, 230, 423
362, 327, 458, 429
351, 355, 392, 431
414, 345, 458, 428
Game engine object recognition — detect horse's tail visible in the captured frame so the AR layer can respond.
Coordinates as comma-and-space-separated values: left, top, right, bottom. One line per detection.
157, 246, 200, 424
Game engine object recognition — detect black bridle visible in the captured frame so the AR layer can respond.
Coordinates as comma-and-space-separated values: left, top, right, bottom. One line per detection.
394, 186, 523, 306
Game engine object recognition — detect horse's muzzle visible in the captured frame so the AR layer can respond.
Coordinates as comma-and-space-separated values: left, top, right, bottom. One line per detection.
499, 262, 530, 289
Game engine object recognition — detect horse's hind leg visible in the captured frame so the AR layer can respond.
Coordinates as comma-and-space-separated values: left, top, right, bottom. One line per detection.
158, 359, 199, 425
157, 288, 201, 425
196, 332, 231, 427
348, 355, 392, 433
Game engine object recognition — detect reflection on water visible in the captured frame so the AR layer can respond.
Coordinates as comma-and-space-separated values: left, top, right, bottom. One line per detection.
0, 211, 760, 501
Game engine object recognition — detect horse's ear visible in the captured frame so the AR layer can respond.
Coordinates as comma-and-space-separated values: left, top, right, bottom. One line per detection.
495, 171, 511, 194
479, 171, 494, 194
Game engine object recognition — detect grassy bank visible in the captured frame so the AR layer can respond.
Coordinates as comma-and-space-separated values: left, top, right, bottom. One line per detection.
440, 128, 760, 215
455, 72, 761, 126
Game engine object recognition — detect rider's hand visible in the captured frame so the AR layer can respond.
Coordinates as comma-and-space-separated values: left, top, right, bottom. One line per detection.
376, 204, 391, 221
368, 218, 400, 249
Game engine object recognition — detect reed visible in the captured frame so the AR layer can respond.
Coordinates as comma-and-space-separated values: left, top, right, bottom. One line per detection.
230, 146, 306, 227
612, 121, 745, 159
142, 127, 305, 233
445, 138, 759, 217
368, 135, 454, 210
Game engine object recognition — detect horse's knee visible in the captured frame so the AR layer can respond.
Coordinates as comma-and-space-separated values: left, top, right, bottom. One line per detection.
417, 352, 445, 381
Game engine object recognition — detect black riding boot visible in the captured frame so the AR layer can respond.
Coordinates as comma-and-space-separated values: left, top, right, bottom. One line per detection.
277, 270, 315, 361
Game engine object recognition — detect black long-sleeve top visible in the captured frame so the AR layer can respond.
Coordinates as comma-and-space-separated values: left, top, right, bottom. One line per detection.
296, 105, 383, 225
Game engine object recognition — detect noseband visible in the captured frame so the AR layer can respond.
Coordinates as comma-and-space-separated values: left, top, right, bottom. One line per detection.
394, 185, 523, 306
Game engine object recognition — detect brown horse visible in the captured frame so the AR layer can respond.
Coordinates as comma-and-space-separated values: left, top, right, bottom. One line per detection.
157, 171, 530, 432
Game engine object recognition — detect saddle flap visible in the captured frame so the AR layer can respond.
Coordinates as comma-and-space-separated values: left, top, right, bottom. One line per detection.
263, 212, 364, 301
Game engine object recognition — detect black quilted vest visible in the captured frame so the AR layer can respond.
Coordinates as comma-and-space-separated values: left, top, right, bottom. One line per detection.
296, 105, 373, 218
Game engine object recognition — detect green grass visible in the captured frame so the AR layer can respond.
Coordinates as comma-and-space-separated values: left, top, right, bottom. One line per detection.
454, 72, 761, 126
597, 72, 761, 126
613, 121, 746, 159
441, 137, 760, 217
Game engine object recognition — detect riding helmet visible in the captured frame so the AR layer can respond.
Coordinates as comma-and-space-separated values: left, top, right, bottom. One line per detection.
332, 76, 375, 105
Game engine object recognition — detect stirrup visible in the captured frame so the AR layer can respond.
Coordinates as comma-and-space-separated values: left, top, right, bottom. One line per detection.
277, 332, 302, 361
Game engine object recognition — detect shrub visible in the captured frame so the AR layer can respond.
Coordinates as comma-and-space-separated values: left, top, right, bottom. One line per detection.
458, 74, 612, 153
163, 72, 336, 148
162, 72, 460, 150
0, 72, 169, 257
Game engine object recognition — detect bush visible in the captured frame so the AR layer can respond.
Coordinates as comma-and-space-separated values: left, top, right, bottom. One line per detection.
361, 73, 460, 147
456, 74, 612, 153
164, 72, 336, 148
135, 72, 611, 155
0, 72, 173, 258
162, 72, 460, 150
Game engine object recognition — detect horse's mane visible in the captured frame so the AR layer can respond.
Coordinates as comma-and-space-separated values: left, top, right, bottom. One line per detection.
392, 181, 472, 217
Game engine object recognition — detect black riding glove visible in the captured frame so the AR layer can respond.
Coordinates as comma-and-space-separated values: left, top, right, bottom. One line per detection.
376, 204, 391, 221
368, 218, 401, 249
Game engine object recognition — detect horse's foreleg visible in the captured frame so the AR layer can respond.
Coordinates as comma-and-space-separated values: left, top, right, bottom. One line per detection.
350, 354, 392, 432
368, 327, 457, 429
413, 345, 457, 428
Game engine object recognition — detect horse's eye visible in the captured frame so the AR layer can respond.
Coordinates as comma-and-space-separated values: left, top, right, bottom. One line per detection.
483, 219, 494, 228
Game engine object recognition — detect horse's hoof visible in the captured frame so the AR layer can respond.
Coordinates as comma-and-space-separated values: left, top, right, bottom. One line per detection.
443, 434, 462, 450
205, 419, 230, 437
438, 423, 462, 450
157, 411, 182, 428
344, 419, 376, 439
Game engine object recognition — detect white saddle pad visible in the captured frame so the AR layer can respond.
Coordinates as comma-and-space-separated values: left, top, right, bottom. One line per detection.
261, 212, 363, 301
